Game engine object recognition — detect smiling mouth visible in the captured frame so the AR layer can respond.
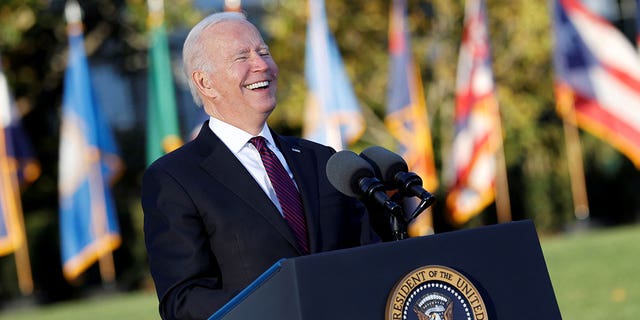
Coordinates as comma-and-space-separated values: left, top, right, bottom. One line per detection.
244, 81, 270, 90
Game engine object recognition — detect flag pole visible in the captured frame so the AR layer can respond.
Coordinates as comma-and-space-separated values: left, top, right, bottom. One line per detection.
12, 187, 34, 295
0, 125, 33, 295
91, 159, 117, 285
90, 155, 116, 285
557, 86, 590, 220
92, 168, 117, 285
494, 113, 512, 223
562, 119, 590, 220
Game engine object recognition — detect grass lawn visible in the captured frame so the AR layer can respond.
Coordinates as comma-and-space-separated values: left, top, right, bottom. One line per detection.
0, 291, 159, 320
1, 222, 638, 319
541, 222, 640, 319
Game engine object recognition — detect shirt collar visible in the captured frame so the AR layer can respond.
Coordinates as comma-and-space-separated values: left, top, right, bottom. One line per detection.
208, 117, 276, 154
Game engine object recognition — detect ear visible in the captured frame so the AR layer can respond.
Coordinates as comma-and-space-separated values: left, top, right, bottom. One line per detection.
192, 71, 218, 99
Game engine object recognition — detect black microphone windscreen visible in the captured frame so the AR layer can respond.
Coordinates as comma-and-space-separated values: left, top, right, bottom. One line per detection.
360, 146, 408, 183
326, 150, 375, 198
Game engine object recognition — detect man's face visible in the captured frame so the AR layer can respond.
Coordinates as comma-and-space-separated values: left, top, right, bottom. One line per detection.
201, 19, 279, 125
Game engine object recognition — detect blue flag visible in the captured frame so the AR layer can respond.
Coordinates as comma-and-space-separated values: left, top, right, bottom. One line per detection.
0, 57, 40, 257
59, 18, 123, 281
303, 0, 364, 150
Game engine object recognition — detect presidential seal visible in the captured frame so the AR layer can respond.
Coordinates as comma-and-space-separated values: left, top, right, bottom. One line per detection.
385, 265, 488, 320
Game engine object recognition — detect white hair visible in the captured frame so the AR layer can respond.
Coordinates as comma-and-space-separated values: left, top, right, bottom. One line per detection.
182, 11, 248, 107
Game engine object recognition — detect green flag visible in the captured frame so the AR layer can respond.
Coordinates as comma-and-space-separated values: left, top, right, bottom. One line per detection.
146, 3, 182, 165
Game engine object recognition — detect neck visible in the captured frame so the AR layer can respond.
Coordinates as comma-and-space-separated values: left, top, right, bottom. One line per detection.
204, 104, 268, 136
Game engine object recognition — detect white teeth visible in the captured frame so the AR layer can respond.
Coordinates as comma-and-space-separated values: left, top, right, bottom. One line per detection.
245, 81, 269, 90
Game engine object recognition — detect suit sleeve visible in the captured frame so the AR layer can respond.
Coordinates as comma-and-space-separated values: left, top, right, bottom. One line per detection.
142, 165, 233, 320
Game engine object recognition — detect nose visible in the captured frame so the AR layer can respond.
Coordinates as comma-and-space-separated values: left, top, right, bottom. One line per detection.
251, 54, 269, 72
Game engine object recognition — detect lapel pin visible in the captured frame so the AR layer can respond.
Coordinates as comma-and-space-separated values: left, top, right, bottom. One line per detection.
291, 148, 301, 153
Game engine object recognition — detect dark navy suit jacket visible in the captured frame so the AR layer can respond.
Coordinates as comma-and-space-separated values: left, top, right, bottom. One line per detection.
142, 122, 377, 320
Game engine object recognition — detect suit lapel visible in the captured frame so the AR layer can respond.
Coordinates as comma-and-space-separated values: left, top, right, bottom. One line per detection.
194, 125, 301, 252
274, 134, 321, 253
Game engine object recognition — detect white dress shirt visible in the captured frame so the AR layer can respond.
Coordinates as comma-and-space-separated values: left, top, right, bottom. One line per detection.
208, 117, 297, 215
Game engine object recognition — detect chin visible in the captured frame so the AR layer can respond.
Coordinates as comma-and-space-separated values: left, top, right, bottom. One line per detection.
262, 99, 278, 111
254, 104, 276, 115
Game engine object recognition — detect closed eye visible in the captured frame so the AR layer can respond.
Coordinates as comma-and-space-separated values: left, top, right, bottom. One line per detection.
258, 46, 271, 56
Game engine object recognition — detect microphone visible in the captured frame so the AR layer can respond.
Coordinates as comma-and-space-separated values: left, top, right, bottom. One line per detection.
326, 150, 402, 214
360, 146, 435, 207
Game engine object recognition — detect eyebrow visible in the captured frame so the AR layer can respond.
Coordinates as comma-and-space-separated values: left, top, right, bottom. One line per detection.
232, 45, 269, 56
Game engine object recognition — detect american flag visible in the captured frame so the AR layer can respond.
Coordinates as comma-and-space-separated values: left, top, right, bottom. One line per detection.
552, 0, 640, 168
447, 0, 502, 225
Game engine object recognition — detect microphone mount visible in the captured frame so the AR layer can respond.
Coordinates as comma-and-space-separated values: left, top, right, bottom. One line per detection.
358, 177, 407, 240
359, 146, 437, 240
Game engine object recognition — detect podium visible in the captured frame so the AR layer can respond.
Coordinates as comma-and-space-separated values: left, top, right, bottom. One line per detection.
209, 220, 561, 319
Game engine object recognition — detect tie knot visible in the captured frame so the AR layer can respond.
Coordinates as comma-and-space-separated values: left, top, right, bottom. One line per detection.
249, 136, 267, 151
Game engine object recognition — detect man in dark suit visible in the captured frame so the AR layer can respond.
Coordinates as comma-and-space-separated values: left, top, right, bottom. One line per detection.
141, 12, 378, 320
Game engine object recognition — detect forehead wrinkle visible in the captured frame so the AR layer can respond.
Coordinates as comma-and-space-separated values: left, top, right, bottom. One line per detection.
211, 30, 265, 56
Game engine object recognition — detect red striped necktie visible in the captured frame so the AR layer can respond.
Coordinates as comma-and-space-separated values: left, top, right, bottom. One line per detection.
250, 136, 309, 254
